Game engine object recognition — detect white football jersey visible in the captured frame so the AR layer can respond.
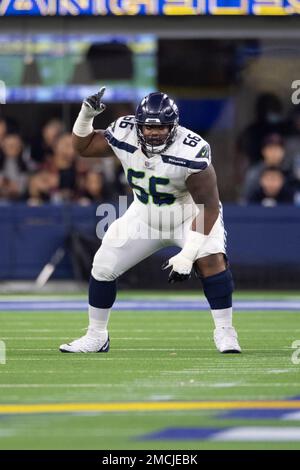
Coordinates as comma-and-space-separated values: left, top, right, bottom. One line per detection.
104, 115, 211, 229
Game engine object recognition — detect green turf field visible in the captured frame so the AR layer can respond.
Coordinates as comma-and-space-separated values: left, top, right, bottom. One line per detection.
0, 291, 300, 450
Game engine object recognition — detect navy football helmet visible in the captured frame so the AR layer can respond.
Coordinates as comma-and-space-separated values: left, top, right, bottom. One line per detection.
135, 92, 179, 154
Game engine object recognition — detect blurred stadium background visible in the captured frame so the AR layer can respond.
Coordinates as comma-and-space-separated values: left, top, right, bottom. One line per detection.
1, 2, 300, 290
1, 1, 300, 451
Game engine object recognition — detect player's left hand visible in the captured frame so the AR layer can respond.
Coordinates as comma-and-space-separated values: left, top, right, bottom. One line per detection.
162, 253, 193, 284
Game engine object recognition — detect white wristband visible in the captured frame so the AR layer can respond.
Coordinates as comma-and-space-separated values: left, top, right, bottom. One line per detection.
181, 230, 207, 262
72, 104, 94, 137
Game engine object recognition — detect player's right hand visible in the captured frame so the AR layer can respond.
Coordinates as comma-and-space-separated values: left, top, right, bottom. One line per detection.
162, 253, 193, 284
83, 87, 107, 117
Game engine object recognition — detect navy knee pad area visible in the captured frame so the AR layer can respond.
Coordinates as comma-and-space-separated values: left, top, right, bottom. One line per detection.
89, 276, 117, 309
201, 269, 234, 310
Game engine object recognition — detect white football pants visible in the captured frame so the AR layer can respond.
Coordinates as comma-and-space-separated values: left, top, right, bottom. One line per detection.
91, 201, 226, 282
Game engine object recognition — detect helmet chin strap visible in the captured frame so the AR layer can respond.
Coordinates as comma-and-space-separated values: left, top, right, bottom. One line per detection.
144, 142, 167, 155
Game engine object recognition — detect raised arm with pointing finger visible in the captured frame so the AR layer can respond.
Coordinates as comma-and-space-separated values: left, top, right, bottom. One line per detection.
72, 87, 110, 158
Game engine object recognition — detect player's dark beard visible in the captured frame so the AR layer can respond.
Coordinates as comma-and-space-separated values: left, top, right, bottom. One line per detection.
145, 135, 167, 147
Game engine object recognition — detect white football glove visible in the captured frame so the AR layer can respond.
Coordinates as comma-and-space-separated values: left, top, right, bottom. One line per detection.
162, 230, 208, 284
162, 252, 193, 284
83, 86, 107, 118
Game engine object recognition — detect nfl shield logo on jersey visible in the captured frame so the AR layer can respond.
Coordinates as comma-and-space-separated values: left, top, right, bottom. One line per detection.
145, 159, 155, 169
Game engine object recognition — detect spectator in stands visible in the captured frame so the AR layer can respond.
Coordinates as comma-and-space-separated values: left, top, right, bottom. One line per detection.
237, 93, 287, 166
76, 170, 111, 205
241, 133, 294, 202
285, 105, 300, 184
31, 118, 65, 164
24, 170, 59, 206
0, 116, 19, 140
247, 167, 295, 206
0, 117, 8, 145
43, 133, 78, 202
235, 93, 288, 187
0, 133, 29, 201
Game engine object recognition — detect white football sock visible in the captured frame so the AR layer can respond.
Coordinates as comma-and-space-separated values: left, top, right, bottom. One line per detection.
88, 305, 110, 339
211, 307, 232, 329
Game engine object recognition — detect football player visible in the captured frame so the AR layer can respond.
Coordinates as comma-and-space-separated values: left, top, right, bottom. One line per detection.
60, 88, 241, 354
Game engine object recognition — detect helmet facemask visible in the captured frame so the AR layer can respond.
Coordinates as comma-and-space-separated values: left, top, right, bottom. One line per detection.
136, 121, 178, 155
